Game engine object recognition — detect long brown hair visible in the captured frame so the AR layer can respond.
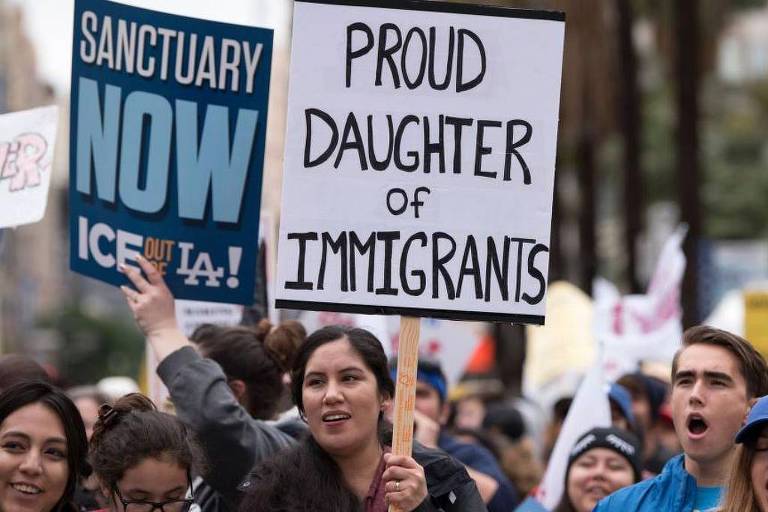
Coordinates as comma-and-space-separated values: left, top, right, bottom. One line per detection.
721, 444, 760, 512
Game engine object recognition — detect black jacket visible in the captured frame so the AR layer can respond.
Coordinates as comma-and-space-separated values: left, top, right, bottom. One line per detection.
412, 441, 488, 512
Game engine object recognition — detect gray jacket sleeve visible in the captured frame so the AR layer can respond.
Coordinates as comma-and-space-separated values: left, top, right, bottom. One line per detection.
157, 346, 295, 504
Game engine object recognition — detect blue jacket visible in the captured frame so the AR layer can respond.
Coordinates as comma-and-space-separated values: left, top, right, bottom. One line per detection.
593, 454, 699, 512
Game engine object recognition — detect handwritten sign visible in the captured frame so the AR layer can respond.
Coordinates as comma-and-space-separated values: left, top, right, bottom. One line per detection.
68, 0, 273, 304
0, 106, 58, 229
275, 0, 565, 324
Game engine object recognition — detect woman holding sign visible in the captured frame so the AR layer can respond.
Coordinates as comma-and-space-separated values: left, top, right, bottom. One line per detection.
239, 325, 486, 511
121, 256, 485, 512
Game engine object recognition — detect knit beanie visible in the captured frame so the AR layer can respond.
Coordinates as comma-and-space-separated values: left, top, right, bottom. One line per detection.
566, 427, 643, 483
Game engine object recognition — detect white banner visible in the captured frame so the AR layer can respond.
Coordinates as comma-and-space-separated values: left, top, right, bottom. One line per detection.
275, 1, 565, 324
595, 226, 687, 381
0, 106, 58, 228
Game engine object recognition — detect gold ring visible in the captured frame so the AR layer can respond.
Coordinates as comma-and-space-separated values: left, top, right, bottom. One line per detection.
395, 480, 400, 492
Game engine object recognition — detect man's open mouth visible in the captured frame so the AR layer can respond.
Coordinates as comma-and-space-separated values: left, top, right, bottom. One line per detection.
687, 414, 709, 436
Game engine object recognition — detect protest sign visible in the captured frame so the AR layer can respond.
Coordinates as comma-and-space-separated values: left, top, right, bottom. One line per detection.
275, 0, 565, 324
745, 290, 768, 358
0, 106, 59, 229
69, 0, 273, 304
524, 281, 595, 400
594, 226, 686, 381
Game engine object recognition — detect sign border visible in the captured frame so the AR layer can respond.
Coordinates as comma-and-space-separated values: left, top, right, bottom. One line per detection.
295, 0, 565, 22
276, 299, 545, 325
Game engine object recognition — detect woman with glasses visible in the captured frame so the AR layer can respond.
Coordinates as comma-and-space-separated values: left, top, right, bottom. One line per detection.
89, 393, 205, 512
0, 380, 89, 512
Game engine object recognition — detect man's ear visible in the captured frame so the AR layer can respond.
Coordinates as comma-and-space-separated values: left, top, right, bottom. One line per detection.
228, 379, 247, 403
744, 397, 759, 425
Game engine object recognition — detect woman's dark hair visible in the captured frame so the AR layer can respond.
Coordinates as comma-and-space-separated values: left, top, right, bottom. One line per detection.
89, 393, 205, 488
0, 355, 51, 390
0, 381, 89, 512
191, 321, 297, 420
290, 325, 395, 416
241, 325, 395, 512
264, 320, 307, 372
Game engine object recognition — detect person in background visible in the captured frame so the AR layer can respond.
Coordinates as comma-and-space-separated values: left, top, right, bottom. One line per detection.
0, 381, 89, 512
67, 386, 110, 441
67, 385, 111, 511
0, 354, 51, 390
595, 326, 768, 512
453, 395, 488, 431
554, 427, 642, 512
392, 357, 519, 511
721, 394, 768, 511
608, 383, 637, 434
89, 393, 206, 512
189, 322, 289, 422
618, 371, 675, 474
240, 325, 485, 511
483, 403, 544, 497
657, 403, 683, 455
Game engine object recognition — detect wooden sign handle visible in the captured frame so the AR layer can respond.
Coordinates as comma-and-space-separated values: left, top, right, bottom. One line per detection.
389, 316, 420, 512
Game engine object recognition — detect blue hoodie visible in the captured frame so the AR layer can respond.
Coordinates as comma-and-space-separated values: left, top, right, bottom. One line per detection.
593, 454, 702, 512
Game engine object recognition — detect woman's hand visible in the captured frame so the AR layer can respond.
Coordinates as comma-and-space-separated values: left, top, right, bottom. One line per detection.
120, 255, 190, 361
382, 453, 428, 511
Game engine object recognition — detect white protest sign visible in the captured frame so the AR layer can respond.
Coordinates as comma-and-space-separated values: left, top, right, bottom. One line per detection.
594, 226, 686, 381
275, 1, 565, 324
0, 106, 58, 228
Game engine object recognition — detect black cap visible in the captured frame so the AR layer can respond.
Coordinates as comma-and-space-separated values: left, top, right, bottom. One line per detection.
566, 427, 643, 482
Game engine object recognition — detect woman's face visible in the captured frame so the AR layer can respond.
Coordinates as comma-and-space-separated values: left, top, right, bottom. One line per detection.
0, 402, 69, 512
111, 457, 189, 512
567, 448, 634, 512
750, 428, 768, 512
302, 338, 390, 458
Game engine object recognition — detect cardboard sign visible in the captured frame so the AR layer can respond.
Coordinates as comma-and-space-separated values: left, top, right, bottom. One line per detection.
0, 106, 59, 228
275, 0, 565, 324
68, 0, 273, 304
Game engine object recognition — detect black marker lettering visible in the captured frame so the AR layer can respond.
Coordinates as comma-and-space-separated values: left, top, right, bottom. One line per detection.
284, 232, 318, 290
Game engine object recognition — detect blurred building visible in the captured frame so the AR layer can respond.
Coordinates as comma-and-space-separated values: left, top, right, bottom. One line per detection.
0, 0, 63, 358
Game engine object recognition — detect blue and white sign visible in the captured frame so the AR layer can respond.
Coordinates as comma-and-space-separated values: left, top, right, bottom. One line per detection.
69, 0, 273, 304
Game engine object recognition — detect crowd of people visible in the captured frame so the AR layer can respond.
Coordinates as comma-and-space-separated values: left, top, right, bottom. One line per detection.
0, 254, 767, 511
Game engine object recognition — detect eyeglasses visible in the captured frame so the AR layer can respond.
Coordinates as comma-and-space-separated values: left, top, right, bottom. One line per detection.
112, 475, 194, 512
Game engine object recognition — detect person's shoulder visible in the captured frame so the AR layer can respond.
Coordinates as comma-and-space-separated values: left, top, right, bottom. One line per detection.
595, 456, 687, 512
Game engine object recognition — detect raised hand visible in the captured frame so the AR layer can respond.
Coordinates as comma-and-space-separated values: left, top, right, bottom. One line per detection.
120, 254, 189, 361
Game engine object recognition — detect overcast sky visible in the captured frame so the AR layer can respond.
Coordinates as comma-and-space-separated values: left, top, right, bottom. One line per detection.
8, 0, 292, 95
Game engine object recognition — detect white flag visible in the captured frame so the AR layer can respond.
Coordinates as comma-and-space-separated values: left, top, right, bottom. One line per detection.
595, 226, 687, 380
533, 362, 611, 509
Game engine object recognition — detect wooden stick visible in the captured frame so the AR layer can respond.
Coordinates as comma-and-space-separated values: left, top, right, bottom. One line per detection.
389, 316, 420, 512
